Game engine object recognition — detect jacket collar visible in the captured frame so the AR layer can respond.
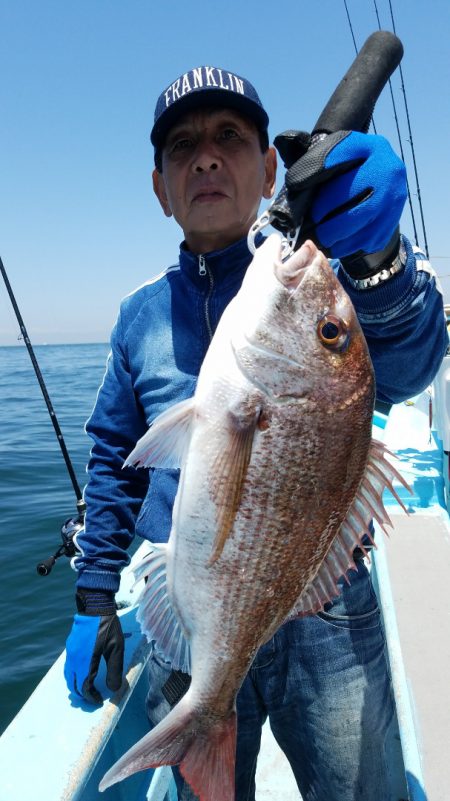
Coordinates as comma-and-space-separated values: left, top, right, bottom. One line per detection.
178, 234, 260, 291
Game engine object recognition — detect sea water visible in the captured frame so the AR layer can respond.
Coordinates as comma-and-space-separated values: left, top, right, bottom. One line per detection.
0, 343, 111, 733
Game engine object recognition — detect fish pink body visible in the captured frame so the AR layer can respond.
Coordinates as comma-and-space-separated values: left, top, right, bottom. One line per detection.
100, 236, 408, 800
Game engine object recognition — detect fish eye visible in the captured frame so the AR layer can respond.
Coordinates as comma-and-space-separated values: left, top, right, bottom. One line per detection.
317, 314, 349, 350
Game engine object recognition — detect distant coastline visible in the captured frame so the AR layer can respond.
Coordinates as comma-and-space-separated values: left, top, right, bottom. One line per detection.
0, 340, 110, 349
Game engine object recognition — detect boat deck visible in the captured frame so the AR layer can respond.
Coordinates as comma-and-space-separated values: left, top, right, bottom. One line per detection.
373, 393, 450, 801
381, 511, 450, 801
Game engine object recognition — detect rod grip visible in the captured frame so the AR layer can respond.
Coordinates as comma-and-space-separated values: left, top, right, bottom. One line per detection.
313, 31, 403, 136
270, 30, 404, 235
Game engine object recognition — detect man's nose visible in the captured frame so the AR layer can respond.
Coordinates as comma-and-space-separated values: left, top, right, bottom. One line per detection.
192, 141, 222, 172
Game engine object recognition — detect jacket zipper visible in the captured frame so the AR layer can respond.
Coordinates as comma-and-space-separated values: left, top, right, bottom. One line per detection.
199, 254, 214, 341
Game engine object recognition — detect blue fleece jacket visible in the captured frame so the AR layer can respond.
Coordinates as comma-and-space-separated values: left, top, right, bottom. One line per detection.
74, 234, 448, 592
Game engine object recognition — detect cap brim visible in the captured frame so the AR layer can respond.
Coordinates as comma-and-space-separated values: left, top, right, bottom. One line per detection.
151, 89, 269, 150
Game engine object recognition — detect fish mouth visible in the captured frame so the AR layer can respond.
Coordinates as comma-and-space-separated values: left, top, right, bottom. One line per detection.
275, 240, 322, 293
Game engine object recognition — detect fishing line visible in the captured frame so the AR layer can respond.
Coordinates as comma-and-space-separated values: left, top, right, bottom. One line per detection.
342, 0, 378, 134
372, 0, 419, 247
386, 0, 429, 257
343, 0, 359, 57
0, 256, 86, 575
343, 0, 427, 254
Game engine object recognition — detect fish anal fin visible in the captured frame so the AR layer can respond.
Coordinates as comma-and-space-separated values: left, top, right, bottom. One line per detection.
286, 437, 412, 619
124, 397, 196, 470
134, 545, 191, 673
209, 409, 259, 564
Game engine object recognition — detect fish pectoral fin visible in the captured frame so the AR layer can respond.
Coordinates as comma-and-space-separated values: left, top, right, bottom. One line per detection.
209, 410, 259, 564
134, 545, 191, 674
124, 397, 196, 469
285, 437, 412, 618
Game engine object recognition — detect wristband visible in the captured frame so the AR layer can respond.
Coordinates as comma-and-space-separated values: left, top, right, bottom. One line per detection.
343, 235, 407, 290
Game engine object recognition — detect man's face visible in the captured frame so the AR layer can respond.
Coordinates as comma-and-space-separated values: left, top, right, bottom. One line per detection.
152, 108, 277, 254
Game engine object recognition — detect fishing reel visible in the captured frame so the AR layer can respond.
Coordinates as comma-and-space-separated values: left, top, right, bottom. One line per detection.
36, 500, 86, 576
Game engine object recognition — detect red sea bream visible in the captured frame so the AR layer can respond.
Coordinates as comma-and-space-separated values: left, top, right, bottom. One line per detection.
99, 235, 409, 800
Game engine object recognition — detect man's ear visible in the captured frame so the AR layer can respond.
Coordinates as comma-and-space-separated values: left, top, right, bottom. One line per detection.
262, 146, 277, 200
152, 169, 173, 217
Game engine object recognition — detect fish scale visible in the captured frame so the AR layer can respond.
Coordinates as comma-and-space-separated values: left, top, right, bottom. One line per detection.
100, 235, 410, 801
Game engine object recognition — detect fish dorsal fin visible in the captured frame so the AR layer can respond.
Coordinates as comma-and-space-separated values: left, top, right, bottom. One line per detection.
208, 409, 260, 565
124, 397, 195, 470
286, 438, 412, 618
133, 545, 191, 674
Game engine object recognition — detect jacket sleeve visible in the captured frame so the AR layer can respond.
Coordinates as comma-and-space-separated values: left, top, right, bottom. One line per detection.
73, 311, 150, 593
336, 235, 449, 404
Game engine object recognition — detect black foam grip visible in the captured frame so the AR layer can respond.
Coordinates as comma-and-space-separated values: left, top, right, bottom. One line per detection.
270, 30, 403, 235
313, 31, 403, 135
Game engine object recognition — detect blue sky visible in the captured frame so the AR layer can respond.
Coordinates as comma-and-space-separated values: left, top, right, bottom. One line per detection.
1, 0, 449, 345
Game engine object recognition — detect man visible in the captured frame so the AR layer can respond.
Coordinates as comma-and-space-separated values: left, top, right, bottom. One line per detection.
64, 66, 448, 801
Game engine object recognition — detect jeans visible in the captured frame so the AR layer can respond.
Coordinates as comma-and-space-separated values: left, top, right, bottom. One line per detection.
146, 558, 395, 801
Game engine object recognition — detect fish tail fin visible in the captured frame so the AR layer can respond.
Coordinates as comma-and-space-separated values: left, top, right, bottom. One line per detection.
99, 694, 236, 801
180, 710, 236, 801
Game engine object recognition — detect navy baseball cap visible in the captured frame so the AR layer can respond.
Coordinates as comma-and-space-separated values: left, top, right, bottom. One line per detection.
151, 66, 269, 167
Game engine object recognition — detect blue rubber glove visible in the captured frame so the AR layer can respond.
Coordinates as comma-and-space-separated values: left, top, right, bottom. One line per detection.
275, 129, 407, 263
64, 589, 124, 705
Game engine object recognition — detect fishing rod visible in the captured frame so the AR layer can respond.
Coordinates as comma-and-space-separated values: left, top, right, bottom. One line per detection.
343, 0, 429, 256
249, 30, 404, 249
0, 256, 85, 576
